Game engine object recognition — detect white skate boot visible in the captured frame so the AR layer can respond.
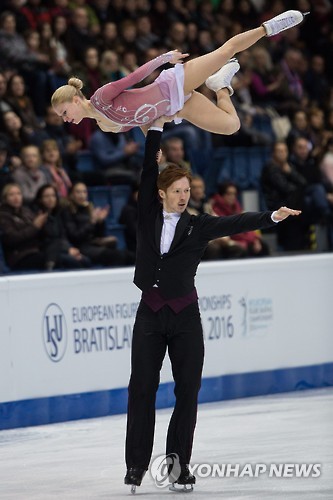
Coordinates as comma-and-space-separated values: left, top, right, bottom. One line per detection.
263, 10, 309, 37
205, 58, 240, 96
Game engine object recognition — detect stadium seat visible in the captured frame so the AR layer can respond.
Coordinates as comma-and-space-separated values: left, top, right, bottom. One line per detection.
76, 150, 95, 173
108, 185, 131, 224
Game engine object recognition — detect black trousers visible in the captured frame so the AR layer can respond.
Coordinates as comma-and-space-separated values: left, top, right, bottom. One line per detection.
125, 300, 204, 470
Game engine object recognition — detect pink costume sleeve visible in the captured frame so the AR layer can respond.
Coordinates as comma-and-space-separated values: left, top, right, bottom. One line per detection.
95, 52, 174, 103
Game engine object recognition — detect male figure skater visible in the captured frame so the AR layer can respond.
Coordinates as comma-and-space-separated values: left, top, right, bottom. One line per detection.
124, 115, 301, 492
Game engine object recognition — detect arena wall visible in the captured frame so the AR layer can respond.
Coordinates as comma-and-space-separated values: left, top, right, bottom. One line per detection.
1, 254, 332, 430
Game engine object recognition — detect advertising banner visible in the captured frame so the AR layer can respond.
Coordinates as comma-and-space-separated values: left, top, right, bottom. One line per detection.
1, 254, 332, 407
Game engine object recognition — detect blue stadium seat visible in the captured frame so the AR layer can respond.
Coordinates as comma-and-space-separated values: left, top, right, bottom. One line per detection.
109, 185, 131, 223
88, 186, 130, 250
248, 147, 267, 189
76, 150, 95, 173
231, 147, 250, 190
214, 147, 234, 187
88, 186, 111, 209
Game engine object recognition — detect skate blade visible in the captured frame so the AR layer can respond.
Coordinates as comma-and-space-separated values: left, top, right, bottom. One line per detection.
169, 483, 194, 493
130, 484, 137, 494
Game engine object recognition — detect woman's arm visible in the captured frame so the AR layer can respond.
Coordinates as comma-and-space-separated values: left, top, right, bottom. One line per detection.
93, 52, 176, 104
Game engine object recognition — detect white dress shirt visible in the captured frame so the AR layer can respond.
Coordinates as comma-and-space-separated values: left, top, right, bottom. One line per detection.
160, 211, 181, 254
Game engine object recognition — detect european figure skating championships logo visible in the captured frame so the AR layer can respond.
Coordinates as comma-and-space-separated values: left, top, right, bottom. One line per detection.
42, 303, 67, 362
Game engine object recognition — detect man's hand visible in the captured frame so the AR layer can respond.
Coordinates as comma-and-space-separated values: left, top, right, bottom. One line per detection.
273, 206, 302, 222
151, 114, 178, 129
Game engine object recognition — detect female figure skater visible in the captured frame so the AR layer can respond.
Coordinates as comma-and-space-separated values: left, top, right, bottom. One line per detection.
51, 10, 307, 136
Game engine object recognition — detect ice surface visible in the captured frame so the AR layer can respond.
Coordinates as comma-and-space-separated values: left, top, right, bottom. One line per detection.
0, 388, 332, 499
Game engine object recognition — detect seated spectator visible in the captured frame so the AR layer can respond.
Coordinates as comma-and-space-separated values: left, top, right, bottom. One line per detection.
161, 137, 191, 171
0, 182, 47, 271
135, 15, 159, 54
187, 174, 215, 215
319, 149, 333, 245
261, 141, 308, 250
68, 0, 100, 36
89, 128, 141, 185
48, 14, 72, 91
5, 73, 42, 132
277, 48, 306, 117
0, 137, 14, 194
261, 141, 307, 211
33, 184, 90, 270
308, 107, 332, 160
65, 7, 98, 63
119, 51, 139, 77
187, 174, 247, 260
100, 50, 126, 85
38, 106, 82, 172
62, 182, 135, 266
250, 46, 287, 109
96, 21, 121, 53
118, 19, 138, 56
286, 136, 332, 240
40, 139, 72, 198
303, 55, 330, 108
0, 110, 38, 160
0, 11, 48, 74
286, 109, 312, 150
119, 182, 139, 253
212, 181, 270, 257
71, 46, 103, 98
20, 0, 52, 31
0, 71, 13, 113
12, 144, 48, 205
0, 11, 50, 116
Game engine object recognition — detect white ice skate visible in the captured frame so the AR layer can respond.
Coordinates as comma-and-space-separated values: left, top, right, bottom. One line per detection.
263, 10, 310, 37
169, 482, 194, 493
205, 58, 240, 96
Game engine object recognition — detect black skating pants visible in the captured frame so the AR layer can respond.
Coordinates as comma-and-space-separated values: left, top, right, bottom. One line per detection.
125, 300, 204, 469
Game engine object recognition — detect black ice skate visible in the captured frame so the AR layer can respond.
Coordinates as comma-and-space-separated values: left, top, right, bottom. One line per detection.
124, 467, 146, 494
169, 464, 196, 493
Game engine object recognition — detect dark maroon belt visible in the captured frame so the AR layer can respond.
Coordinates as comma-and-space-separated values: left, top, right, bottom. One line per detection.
142, 287, 198, 313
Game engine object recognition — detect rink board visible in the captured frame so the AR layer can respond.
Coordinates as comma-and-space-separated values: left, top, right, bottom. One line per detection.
0, 254, 332, 430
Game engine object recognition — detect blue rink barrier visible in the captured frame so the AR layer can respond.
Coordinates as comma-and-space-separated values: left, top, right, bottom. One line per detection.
1, 362, 332, 430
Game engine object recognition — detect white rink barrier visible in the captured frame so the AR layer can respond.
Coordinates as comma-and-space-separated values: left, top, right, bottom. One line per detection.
1, 254, 332, 429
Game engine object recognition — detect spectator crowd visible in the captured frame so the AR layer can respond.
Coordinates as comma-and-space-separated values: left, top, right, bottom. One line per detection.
0, 0, 333, 273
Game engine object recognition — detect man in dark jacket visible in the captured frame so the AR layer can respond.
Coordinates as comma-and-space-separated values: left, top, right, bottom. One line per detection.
124, 116, 301, 492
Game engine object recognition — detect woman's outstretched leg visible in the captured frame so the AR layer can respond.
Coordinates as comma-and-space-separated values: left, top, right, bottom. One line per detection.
183, 26, 265, 94
183, 10, 307, 94
180, 10, 308, 135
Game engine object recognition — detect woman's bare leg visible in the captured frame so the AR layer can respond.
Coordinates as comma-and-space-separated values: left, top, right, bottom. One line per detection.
183, 26, 266, 94
179, 90, 240, 135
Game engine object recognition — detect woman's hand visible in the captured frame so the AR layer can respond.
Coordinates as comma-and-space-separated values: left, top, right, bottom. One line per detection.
168, 49, 189, 65
273, 206, 302, 221
68, 247, 82, 259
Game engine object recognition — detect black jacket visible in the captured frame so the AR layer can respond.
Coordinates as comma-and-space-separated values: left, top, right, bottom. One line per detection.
134, 130, 276, 299
0, 204, 40, 268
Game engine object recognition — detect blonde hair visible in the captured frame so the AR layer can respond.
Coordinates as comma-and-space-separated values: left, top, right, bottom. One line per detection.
51, 77, 85, 107
40, 139, 62, 168
1, 183, 22, 204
